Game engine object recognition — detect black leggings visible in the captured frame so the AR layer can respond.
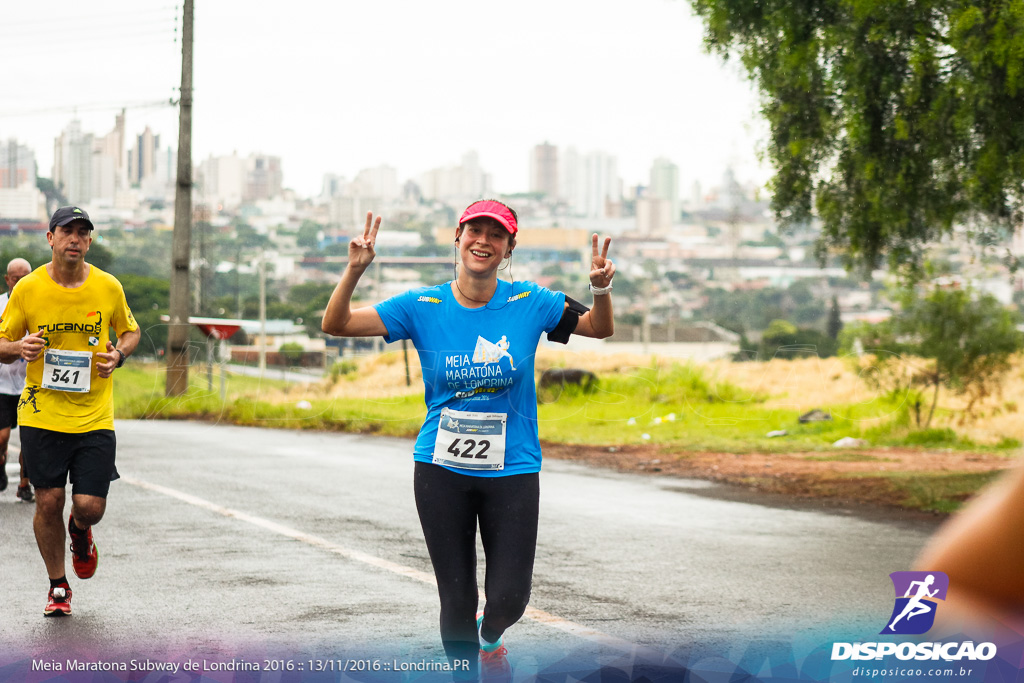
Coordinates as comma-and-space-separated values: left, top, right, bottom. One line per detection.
414, 462, 539, 665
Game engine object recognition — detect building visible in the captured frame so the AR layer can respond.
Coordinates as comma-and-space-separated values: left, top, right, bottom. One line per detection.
128, 125, 159, 186
244, 154, 283, 202
529, 142, 558, 198
0, 137, 43, 219
561, 147, 621, 219
649, 157, 680, 221
53, 120, 94, 205
49, 113, 143, 208
0, 185, 45, 220
95, 111, 127, 196
198, 153, 246, 209
417, 151, 491, 203
636, 196, 672, 236
1, 139, 36, 189
319, 173, 347, 202
329, 195, 382, 231
197, 152, 284, 208
353, 165, 399, 201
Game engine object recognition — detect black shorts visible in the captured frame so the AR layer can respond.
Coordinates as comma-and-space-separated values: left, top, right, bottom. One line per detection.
0, 393, 18, 430
19, 426, 119, 497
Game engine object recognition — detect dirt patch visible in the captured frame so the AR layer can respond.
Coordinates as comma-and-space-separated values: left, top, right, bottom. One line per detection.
541, 441, 1014, 513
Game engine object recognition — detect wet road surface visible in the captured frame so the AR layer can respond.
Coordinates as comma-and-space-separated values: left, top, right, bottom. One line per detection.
0, 420, 942, 678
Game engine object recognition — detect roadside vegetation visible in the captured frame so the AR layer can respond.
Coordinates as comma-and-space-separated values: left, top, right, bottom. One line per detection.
113, 350, 1024, 453
112, 350, 1021, 517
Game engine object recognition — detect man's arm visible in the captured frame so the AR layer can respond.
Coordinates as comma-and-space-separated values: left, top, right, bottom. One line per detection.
115, 327, 141, 358
96, 328, 142, 378
0, 331, 44, 364
0, 337, 21, 364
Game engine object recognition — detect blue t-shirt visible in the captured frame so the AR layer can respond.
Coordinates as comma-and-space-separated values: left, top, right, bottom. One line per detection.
374, 280, 565, 477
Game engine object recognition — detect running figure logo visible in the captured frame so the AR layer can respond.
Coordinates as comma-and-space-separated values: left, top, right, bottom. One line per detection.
472, 335, 515, 370
19, 386, 42, 414
881, 571, 949, 634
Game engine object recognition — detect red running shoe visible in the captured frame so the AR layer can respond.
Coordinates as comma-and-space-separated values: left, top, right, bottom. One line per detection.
44, 585, 72, 617
68, 513, 98, 579
479, 645, 511, 683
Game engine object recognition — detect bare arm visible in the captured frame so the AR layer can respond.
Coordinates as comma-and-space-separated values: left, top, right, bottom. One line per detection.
574, 234, 616, 339
0, 338, 20, 364
96, 327, 142, 378
0, 330, 44, 364
915, 462, 1024, 620
322, 212, 389, 338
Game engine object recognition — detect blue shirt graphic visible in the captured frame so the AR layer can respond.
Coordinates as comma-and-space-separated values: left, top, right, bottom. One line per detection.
374, 280, 565, 477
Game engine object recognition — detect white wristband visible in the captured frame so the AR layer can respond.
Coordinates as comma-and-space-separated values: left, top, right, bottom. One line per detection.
589, 283, 612, 296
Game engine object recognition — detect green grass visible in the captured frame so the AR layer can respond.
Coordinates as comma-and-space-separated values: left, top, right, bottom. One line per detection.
842, 470, 1009, 514
114, 361, 1020, 454
114, 364, 426, 436
109, 361, 1021, 513
534, 364, 913, 453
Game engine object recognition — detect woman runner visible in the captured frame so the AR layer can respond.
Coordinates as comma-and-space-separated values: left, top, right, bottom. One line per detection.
322, 200, 615, 678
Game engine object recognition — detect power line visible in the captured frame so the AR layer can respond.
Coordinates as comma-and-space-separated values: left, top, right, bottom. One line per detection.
0, 27, 179, 48
0, 18, 177, 36
0, 6, 177, 29
0, 99, 177, 120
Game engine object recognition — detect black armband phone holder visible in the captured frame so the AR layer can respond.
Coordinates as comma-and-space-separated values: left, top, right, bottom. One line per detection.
546, 295, 590, 344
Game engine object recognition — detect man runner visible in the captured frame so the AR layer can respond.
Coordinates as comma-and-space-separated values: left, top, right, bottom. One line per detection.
0, 257, 34, 502
0, 206, 140, 617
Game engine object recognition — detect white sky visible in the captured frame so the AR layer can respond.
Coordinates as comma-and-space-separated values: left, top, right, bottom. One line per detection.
1, 0, 771, 198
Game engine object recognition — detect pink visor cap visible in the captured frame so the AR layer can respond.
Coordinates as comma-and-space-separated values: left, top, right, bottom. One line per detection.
458, 200, 518, 236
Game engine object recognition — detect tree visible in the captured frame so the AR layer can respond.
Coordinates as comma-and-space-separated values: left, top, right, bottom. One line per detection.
287, 282, 338, 336
296, 220, 322, 249
278, 342, 304, 366
756, 318, 839, 360
700, 281, 830, 332
119, 274, 170, 356
842, 285, 1022, 427
690, 1, 1024, 275
86, 240, 114, 272
36, 176, 68, 207
0, 242, 51, 273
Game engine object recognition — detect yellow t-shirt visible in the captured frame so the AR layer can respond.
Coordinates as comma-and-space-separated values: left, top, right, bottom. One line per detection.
0, 264, 138, 433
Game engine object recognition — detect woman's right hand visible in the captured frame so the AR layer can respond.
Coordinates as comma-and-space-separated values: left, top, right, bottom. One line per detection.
349, 211, 382, 269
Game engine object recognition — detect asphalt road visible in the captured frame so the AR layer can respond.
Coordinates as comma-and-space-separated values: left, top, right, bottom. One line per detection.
0, 420, 942, 680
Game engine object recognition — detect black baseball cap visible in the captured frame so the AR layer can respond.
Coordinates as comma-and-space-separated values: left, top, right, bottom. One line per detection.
49, 206, 95, 231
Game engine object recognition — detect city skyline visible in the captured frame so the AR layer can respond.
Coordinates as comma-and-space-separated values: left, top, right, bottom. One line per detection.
5, 113, 761, 212
1, 0, 771, 199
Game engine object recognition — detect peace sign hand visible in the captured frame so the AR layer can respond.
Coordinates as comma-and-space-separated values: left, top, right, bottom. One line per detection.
590, 234, 615, 288
349, 212, 382, 269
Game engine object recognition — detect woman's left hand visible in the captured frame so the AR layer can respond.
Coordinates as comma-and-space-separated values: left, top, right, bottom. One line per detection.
590, 234, 616, 288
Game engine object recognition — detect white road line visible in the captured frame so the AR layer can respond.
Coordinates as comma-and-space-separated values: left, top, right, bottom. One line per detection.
122, 475, 646, 654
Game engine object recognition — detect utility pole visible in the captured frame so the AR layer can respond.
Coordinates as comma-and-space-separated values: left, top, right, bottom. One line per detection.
258, 254, 267, 374
166, 0, 193, 396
